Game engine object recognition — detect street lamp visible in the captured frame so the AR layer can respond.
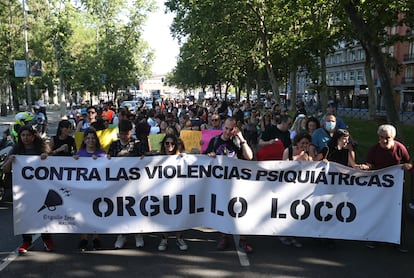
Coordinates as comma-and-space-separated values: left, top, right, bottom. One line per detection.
23, 0, 32, 110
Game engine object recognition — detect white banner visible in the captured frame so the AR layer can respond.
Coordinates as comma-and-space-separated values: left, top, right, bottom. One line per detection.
13, 155, 404, 244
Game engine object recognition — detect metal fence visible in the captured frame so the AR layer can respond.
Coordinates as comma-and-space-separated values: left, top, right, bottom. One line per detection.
336, 108, 414, 125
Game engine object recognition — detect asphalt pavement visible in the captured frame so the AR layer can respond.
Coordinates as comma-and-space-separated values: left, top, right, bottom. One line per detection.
0, 109, 414, 277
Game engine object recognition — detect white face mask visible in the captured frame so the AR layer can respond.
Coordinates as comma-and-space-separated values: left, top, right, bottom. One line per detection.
325, 121, 336, 131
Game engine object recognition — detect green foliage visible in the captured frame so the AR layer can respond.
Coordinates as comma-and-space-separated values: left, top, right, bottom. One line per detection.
0, 0, 155, 105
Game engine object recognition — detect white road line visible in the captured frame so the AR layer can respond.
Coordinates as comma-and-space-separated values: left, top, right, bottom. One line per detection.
233, 235, 250, 267
0, 234, 40, 272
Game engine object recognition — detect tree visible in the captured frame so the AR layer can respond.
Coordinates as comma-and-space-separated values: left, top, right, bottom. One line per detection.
339, 0, 414, 127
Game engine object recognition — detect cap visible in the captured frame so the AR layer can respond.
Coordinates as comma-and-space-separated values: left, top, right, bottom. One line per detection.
81, 108, 87, 115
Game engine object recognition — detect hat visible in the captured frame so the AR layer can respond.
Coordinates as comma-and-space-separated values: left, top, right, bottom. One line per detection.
81, 108, 87, 115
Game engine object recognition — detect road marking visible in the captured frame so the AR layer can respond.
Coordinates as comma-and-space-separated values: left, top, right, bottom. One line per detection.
233, 235, 250, 267
0, 234, 40, 272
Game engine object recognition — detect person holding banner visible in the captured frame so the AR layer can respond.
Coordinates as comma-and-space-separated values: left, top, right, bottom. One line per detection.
280, 132, 313, 248
363, 124, 412, 252
157, 134, 188, 251
49, 120, 76, 157
315, 129, 361, 169
74, 128, 107, 251
205, 117, 254, 253
2, 125, 55, 253
108, 119, 148, 249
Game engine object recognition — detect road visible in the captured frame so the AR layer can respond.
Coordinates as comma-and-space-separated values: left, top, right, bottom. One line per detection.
0, 109, 413, 277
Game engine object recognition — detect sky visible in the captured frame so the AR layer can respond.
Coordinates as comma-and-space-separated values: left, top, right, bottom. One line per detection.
142, 0, 180, 75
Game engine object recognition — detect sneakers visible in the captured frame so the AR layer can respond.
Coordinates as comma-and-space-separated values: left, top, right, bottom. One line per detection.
279, 237, 292, 246
93, 238, 101, 250
135, 235, 144, 248
176, 238, 188, 251
158, 238, 168, 251
79, 239, 88, 251
238, 239, 253, 254
216, 235, 230, 251
43, 239, 55, 252
18, 241, 32, 254
395, 245, 409, 253
114, 235, 126, 249
290, 238, 303, 248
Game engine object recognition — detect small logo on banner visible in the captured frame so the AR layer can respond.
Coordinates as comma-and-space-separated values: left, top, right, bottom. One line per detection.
38, 188, 70, 212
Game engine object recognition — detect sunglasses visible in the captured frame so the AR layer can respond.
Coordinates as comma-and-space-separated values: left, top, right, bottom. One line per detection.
212, 119, 220, 122
338, 129, 349, 136
164, 141, 175, 146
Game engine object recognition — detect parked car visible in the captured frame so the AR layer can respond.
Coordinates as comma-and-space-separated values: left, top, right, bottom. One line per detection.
145, 100, 153, 109
120, 101, 141, 114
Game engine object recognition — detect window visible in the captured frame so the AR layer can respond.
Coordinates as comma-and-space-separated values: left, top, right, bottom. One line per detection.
349, 51, 356, 61
343, 72, 348, 81
409, 42, 414, 57
329, 73, 334, 82
389, 46, 394, 57
357, 70, 364, 81
335, 72, 341, 81
357, 49, 365, 61
406, 66, 413, 82
350, 71, 355, 81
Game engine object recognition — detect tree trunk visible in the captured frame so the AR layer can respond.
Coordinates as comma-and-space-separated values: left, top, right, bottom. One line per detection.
341, 1, 400, 127
362, 46, 376, 119
319, 49, 328, 113
291, 69, 297, 109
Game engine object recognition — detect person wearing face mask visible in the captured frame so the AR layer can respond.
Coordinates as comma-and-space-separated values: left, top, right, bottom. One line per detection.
320, 102, 347, 129
311, 113, 337, 153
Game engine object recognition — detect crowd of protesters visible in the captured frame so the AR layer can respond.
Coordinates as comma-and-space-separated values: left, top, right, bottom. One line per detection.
2, 96, 413, 254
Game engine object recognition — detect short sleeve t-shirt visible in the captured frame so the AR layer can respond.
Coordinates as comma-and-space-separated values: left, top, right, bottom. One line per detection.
366, 141, 410, 170
204, 135, 243, 159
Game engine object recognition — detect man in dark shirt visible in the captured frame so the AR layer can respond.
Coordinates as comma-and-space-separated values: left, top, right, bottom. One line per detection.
204, 117, 254, 253
258, 114, 292, 149
108, 119, 147, 249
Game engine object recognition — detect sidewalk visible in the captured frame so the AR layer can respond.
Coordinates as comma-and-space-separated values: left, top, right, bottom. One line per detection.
0, 109, 64, 133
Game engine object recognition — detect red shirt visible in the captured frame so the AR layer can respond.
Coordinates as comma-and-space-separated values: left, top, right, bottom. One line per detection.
102, 109, 114, 123
366, 141, 410, 170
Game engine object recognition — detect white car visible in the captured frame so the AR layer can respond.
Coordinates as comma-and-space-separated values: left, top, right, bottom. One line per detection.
120, 101, 140, 114
145, 100, 153, 109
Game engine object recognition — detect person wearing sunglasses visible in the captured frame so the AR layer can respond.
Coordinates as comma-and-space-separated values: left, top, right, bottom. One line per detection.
204, 117, 254, 254
209, 114, 222, 130
157, 134, 188, 251
76, 106, 97, 132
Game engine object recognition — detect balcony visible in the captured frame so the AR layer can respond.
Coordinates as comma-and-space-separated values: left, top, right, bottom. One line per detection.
403, 53, 414, 63
401, 77, 414, 85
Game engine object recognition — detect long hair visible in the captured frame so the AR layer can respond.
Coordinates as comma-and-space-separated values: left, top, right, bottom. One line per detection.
12, 125, 49, 155
160, 134, 184, 154
326, 129, 350, 150
56, 120, 72, 137
79, 128, 102, 150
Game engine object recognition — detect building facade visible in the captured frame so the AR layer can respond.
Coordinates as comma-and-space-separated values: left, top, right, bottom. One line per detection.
325, 25, 414, 114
